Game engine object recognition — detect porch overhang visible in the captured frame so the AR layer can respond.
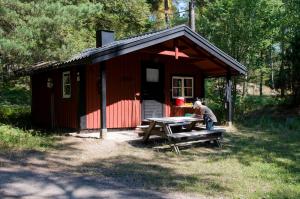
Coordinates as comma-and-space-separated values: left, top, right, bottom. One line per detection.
15, 25, 246, 77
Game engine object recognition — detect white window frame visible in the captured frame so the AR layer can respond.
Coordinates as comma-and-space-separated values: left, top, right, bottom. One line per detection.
62, 71, 71, 98
172, 76, 194, 98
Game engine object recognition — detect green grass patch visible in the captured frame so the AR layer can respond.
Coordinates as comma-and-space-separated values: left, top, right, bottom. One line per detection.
0, 124, 56, 152
0, 84, 55, 152
0, 84, 31, 106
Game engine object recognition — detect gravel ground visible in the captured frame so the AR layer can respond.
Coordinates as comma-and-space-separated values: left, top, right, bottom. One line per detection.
0, 131, 215, 199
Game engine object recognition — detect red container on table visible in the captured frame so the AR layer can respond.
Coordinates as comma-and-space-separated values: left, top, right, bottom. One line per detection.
175, 97, 185, 106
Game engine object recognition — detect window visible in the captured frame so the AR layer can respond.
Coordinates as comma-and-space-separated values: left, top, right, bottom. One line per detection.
62, 71, 71, 98
172, 76, 194, 98
146, 68, 159, 82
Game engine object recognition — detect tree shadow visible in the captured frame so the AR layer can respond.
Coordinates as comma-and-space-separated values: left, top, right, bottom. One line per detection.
128, 135, 221, 154
0, 140, 231, 199
204, 127, 300, 185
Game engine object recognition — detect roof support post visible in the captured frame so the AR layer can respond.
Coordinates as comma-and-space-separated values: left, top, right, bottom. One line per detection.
200, 75, 205, 99
226, 72, 232, 127
78, 67, 86, 131
100, 61, 107, 138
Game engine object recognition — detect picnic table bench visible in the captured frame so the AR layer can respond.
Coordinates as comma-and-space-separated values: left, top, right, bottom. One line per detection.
141, 117, 225, 154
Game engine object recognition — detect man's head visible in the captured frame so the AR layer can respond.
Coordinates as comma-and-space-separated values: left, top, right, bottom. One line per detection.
193, 100, 202, 109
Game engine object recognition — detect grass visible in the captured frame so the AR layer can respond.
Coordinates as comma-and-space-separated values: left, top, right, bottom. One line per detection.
0, 83, 299, 198
83, 117, 299, 198
0, 124, 56, 152
77, 95, 299, 198
0, 83, 56, 152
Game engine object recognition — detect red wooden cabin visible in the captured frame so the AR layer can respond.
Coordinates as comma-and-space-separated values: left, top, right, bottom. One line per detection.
18, 25, 246, 134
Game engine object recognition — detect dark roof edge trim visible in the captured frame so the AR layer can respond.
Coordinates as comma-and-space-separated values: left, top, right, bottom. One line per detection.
90, 27, 186, 64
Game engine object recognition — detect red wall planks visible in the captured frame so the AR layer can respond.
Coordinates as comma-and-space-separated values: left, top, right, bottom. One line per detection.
106, 54, 141, 128
163, 57, 204, 117
53, 69, 79, 129
104, 52, 203, 128
85, 64, 101, 129
31, 73, 52, 127
32, 52, 204, 130
31, 68, 79, 129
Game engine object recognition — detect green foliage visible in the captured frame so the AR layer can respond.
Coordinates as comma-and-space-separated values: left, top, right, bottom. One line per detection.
205, 77, 288, 123
198, 0, 283, 78
238, 111, 300, 134
0, 84, 55, 151
0, 0, 152, 69
0, 84, 31, 127
234, 95, 285, 117
286, 32, 300, 103
0, 124, 55, 151
0, 84, 30, 105
196, 0, 300, 101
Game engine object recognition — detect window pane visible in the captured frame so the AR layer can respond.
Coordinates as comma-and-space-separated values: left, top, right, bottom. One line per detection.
173, 88, 182, 97
65, 85, 71, 95
184, 88, 193, 97
64, 74, 70, 84
184, 79, 192, 87
173, 78, 182, 87
146, 68, 159, 82
63, 72, 71, 98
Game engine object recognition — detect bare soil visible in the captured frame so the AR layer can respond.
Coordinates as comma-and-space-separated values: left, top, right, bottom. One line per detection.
0, 132, 215, 199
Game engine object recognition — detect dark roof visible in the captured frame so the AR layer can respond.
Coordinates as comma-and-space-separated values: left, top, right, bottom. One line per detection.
15, 24, 247, 76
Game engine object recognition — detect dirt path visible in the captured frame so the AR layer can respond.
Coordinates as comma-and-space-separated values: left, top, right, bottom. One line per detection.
0, 132, 210, 199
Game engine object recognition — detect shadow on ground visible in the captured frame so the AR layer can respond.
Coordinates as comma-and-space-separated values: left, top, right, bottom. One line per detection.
0, 137, 229, 199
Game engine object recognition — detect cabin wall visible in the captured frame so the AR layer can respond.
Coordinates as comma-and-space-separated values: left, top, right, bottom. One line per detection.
85, 64, 101, 129
102, 52, 203, 128
53, 69, 79, 129
31, 53, 204, 130
106, 55, 142, 128
164, 59, 204, 117
31, 68, 79, 129
31, 73, 52, 127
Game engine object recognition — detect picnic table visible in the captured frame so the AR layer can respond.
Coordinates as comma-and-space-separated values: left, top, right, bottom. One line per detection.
142, 116, 224, 154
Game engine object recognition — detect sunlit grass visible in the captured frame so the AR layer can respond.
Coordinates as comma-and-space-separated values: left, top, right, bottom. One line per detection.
0, 124, 56, 152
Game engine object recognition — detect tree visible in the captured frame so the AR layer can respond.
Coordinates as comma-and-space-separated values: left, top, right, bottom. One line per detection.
0, 0, 152, 73
286, 33, 300, 104
147, 0, 174, 29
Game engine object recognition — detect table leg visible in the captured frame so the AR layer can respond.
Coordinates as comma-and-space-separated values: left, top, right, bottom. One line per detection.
143, 121, 156, 142
163, 124, 180, 155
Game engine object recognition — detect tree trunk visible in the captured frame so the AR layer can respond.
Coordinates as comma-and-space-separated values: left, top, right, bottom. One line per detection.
280, 28, 286, 97
260, 70, 263, 96
242, 78, 246, 96
269, 46, 274, 89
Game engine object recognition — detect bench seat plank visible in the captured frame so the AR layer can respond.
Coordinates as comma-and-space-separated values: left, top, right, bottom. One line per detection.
168, 129, 224, 140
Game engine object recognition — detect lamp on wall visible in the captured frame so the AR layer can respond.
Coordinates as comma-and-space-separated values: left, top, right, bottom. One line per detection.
47, 78, 53, 88
76, 72, 80, 82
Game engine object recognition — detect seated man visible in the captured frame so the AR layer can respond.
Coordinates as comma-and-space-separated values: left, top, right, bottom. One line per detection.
193, 100, 217, 130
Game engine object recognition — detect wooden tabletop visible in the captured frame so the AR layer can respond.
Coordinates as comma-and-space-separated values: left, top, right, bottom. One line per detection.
146, 116, 203, 124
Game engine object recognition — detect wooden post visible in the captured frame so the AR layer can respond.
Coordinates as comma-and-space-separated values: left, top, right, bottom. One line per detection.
226, 73, 232, 127
200, 75, 205, 99
50, 92, 54, 128
78, 68, 86, 131
100, 62, 107, 138
189, 0, 195, 31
